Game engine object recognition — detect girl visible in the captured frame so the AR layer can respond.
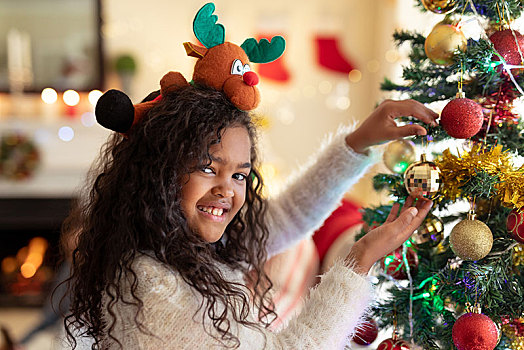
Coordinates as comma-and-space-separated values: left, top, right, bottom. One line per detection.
65, 85, 437, 349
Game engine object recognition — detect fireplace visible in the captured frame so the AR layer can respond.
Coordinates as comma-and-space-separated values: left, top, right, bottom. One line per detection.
0, 197, 74, 307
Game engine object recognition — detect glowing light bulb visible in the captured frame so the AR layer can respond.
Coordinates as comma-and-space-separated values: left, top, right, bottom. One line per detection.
384, 256, 395, 266
1, 257, 17, 274
348, 69, 362, 83
41, 88, 58, 104
63, 90, 80, 106
58, 126, 75, 141
81, 112, 96, 127
21, 262, 37, 279
336, 96, 351, 110
385, 49, 400, 63
88, 90, 103, 106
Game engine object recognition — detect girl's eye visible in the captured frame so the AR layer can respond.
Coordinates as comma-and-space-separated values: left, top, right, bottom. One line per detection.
202, 167, 214, 174
231, 59, 243, 75
233, 173, 246, 181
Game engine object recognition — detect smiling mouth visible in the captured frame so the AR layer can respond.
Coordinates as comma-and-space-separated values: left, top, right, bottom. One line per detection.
197, 205, 227, 218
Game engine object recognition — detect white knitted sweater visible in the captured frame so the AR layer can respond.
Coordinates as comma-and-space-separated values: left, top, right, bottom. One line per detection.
97, 128, 377, 350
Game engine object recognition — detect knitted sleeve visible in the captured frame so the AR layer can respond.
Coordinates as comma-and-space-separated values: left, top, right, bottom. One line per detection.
265, 260, 374, 349
265, 125, 378, 258
105, 255, 372, 350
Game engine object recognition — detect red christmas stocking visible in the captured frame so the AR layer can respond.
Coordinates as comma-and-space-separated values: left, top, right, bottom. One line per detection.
315, 35, 356, 74
256, 34, 291, 83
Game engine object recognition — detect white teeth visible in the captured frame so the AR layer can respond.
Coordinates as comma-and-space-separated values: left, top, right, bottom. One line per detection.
199, 206, 224, 216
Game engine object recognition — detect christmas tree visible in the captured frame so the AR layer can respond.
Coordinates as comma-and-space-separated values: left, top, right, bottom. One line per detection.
359, 0, 524, 349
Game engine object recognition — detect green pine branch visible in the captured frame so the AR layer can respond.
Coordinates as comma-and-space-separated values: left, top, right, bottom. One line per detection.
371, 2, 524, 347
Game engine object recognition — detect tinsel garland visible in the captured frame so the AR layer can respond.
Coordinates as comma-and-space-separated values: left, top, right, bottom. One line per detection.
435, 144, 524, 210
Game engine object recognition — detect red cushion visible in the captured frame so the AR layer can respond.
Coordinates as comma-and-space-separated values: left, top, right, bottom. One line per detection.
312, 199, 363, 263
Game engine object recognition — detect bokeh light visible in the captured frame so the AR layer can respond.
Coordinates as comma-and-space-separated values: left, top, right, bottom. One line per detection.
88, 90, 103, 106
58, 126, 75, 142
41, 88, 58, 104
63, 90, 80, 106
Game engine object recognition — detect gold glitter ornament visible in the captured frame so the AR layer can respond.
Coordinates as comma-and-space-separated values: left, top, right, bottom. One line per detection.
404, 154, 441, 199
383, 139, 417, 174
425, 23, 467, 66
412, 215, 444, 247
421, 0, 457, 14
450, 212, 493, 261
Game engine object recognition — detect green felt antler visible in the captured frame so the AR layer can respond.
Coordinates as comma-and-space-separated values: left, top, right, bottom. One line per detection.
240, 36, 286, 63
193, 3, 225, 49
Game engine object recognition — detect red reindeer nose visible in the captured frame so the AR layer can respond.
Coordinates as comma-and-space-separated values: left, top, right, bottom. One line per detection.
243, 71, 259, 86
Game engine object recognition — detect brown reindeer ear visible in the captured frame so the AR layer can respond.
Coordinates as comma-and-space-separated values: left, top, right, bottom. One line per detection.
184, 42, 207, 58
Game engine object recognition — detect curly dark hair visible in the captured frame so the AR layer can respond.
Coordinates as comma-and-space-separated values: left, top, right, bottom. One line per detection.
64, 85, 276, 349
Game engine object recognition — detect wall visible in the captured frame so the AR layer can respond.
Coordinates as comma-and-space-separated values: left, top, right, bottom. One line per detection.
0, 0, 418, 205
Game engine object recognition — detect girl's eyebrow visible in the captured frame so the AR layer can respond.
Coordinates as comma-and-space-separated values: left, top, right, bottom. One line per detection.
210, 155, 251, 169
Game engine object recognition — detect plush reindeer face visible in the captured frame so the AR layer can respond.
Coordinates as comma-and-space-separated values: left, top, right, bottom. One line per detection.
187, 2, 285, 111
94, 2, 285, 134
186, 42, 259, 111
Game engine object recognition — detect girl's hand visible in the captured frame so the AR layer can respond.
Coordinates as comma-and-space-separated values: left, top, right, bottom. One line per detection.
346, 196, 433, 275
345, 99, 439, 154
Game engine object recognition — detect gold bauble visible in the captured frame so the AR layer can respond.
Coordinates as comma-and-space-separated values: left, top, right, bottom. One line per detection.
424, 23, 467, 66
421, 0, 457, 14
404, 154, 441, 199
450, 213, 493, 261
412, 215, 444, 247
383, 139, 417, 174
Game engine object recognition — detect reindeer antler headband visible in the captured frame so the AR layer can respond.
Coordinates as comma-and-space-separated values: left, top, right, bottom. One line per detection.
95, 2, 286, 134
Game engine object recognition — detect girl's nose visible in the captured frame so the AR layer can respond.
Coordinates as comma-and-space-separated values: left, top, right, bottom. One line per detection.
211, 182, 234, 198
243, 71, 259, 86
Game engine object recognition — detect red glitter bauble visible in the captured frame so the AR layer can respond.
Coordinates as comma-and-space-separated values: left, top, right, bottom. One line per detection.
440, 98, 484, 139
452, 313, 499, 350
380, 246, 419, 280
507, 209, 524, 243
352, 318, 379, 345
489, 29, 524, 65
377, 337, 411, 350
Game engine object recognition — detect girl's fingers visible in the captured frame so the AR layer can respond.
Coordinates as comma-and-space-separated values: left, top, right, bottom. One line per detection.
415, 197, 432, 210
391, 100, 439, 125
394, 124, 427, 138
405, 199, 433, 233
399, 195, 415, 215
385, 202, 401, 223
